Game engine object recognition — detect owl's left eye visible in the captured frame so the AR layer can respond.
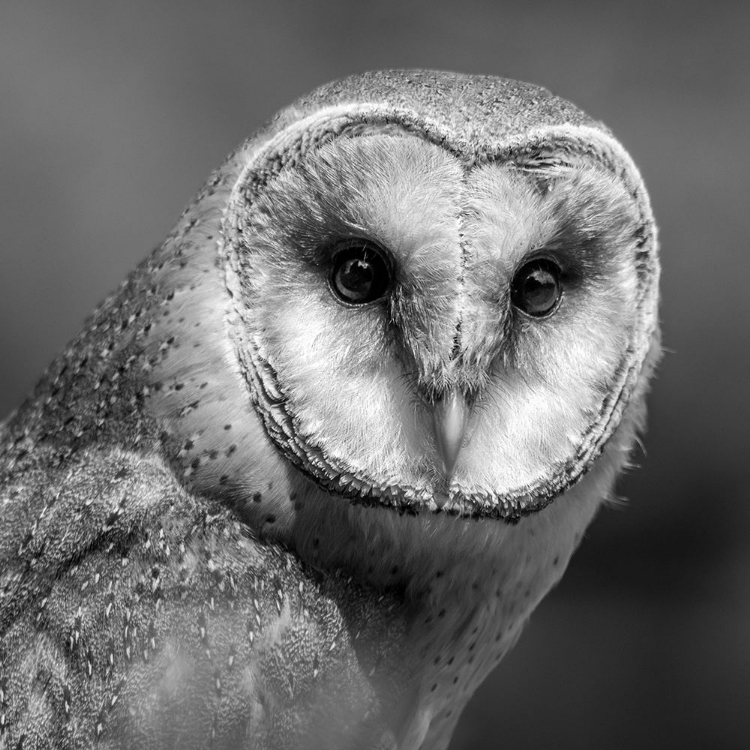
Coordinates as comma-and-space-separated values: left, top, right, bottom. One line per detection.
329, 241, 392, 305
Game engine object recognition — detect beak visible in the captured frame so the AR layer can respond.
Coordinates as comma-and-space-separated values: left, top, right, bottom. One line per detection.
431, 389, 471, 492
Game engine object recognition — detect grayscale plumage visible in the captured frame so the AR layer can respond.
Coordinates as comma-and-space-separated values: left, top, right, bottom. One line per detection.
0, 70, 660, 750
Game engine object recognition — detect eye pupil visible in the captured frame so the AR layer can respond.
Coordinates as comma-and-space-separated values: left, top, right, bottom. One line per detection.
337, 259, 374, 300
511, 258, 562, 317
331, 242, 390, 304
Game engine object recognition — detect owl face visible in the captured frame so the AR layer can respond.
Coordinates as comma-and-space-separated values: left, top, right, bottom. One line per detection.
223, 105, 656, 520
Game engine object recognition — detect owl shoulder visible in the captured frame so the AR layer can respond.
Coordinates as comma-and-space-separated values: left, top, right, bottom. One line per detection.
0, 444, 412, 747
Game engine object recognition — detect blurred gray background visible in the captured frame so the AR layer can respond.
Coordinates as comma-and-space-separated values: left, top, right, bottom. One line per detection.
1, 1, 748, 747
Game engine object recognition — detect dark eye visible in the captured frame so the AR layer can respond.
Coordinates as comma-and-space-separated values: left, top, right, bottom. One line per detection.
511, 258, 563, 317
329, 241, 391, 305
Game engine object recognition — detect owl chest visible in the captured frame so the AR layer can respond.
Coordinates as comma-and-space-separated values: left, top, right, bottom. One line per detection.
384, 504, 598, 750
398, 610, 527, 749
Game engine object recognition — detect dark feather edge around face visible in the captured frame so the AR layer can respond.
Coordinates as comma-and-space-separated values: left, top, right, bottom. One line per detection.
222, 106, 659, 523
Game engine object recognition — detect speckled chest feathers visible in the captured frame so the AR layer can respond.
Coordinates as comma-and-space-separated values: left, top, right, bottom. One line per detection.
0, 70, 660, 750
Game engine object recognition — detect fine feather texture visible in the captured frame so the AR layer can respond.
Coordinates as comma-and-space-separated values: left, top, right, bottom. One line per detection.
0, 70, 660, 750
0, 449, 415, 749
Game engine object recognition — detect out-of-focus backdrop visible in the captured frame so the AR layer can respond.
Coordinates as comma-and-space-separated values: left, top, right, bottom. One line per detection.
1, 1, 747, 747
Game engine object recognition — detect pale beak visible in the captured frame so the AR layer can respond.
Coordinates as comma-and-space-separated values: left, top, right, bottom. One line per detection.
431, 389, 471, 486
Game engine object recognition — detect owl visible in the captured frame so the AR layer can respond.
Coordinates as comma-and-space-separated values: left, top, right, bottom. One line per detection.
0, 70, 659, 750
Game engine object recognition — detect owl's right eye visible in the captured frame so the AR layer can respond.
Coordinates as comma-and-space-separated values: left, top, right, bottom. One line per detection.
510, 258, 563, 317
329, 241, 392, 305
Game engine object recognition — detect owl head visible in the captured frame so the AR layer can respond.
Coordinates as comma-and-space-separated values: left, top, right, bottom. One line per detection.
147, 70, 659, 525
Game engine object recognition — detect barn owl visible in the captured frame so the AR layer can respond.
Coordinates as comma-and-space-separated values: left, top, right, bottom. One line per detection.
0, 70, 659, 750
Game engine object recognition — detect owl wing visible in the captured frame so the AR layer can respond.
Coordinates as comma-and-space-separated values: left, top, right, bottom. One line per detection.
0, 445, 409, 749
